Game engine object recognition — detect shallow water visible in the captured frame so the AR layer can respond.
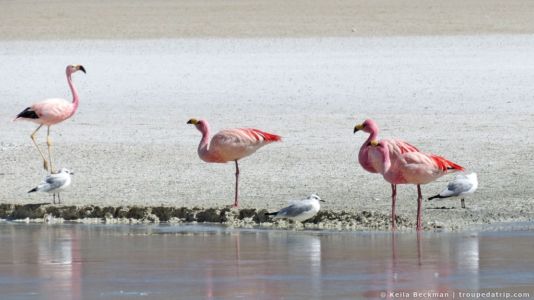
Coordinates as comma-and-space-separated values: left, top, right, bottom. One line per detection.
0, 223, 533, 299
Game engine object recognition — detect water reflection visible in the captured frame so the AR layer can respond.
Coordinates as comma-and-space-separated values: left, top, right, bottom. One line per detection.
0, 223, 532, 299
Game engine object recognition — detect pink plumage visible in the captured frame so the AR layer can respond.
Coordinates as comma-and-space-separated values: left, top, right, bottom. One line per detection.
187, 118, 281, 207
372, 139, 463, 230
354, 119, 419, 174
354, 119, 420, 229
14, 64, 85, 172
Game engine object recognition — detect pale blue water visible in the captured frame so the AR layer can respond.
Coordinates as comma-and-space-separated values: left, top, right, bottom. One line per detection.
0, 223, 533, 299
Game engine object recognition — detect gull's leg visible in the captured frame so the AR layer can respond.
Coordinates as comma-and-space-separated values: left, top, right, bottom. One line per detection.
30, 125, 49, 171
233, 160, 240, 208
461, 198, 466, 209
53, 193, 56, 205
58, 193, 61, 205
416, 185, 423, 231
46, 126, 54, 173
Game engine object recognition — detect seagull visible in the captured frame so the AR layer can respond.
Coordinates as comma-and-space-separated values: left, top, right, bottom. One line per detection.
28, 168, 73, 204
266, 194, 324, 222
428, 173, 478, 208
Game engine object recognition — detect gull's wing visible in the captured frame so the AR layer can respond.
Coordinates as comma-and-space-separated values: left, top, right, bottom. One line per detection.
277, 203, 314, 218
43, 174, 68, 191
441, 178, 473, 197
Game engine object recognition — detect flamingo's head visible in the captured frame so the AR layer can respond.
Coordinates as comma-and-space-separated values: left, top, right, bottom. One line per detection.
66, 64, 86, 75
187, 118, 208, 132
353, 119, 378, 134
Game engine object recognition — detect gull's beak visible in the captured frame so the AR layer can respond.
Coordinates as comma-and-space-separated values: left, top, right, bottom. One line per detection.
70, 172, 75, 175
353, 124, 364, 134
320, 199, 326, 202
187, 118, 199, 125
78, 65, 86, 74
370, 140, 379, 147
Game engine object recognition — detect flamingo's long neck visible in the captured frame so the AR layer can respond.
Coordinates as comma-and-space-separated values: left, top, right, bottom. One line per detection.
66, 71, 79, 115
197, 124, 212, 161
364, 128, 379, 148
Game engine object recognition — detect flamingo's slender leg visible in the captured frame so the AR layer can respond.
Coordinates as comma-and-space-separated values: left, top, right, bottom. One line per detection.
234, 160, 240, 208
46, 126, 54, 173
391, 184, 397, 230
31, 125, 49, 171
416, 184, 423, 231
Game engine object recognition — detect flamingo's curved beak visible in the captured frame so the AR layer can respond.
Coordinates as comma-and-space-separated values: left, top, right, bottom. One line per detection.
78, 65, 86, 74
187, 118, 199, 125
353, 124, 364, 133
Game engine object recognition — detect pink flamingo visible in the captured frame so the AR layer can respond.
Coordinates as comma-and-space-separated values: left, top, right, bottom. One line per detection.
370, 139, 464, 230
187, 118, 282, 207
13, 64, 86, 172
354, 119, 419, 229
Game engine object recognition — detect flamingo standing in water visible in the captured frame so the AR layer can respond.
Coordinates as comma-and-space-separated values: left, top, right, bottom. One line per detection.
370, 139, 464, 230
353, 119, 419, 229
187, 118, 281, 207
14, 64, 86, 173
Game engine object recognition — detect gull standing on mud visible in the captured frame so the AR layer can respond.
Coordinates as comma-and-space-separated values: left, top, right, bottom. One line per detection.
13, 64, 86, 172
428, 173, 478, 208
370, 140, 464, 231
187, 118, 282, 207
28, 168, 73, 204
354, 119, 420, 230
266, 194, 324, 222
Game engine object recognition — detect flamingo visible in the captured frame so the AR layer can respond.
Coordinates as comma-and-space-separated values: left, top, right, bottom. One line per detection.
353, 119, 419, 229
370, 139, 464, 230
187, 118, 281, 207
14, 64, 86, 173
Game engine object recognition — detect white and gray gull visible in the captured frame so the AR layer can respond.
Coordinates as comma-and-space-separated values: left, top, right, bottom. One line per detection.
266, 194, 324, 222
428, 173, 478, 208
28, 168, 73, 204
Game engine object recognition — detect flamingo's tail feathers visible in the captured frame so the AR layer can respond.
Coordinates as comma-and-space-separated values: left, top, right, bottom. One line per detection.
252, 129, 282, 142
28, 187, 38, 193
14, 107, 39, 121
431, 155, 464, 172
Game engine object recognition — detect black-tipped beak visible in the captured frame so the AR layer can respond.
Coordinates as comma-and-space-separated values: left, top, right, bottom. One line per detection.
353, 127, 359, 134
79, 66, 86, 74
186, 120, 193, 124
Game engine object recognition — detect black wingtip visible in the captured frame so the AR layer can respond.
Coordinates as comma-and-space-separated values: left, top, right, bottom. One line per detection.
28, 187, 38, 193
16, 107, 39, 119
428, 195, 445, 200
265, 212, 278, 216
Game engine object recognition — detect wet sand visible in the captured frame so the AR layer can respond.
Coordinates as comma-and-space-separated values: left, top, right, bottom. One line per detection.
1, 223, 533, 299
0, 1, 533, 230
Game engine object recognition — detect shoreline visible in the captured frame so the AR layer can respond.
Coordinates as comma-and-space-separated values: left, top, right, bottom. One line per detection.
1, 203, 532, 231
